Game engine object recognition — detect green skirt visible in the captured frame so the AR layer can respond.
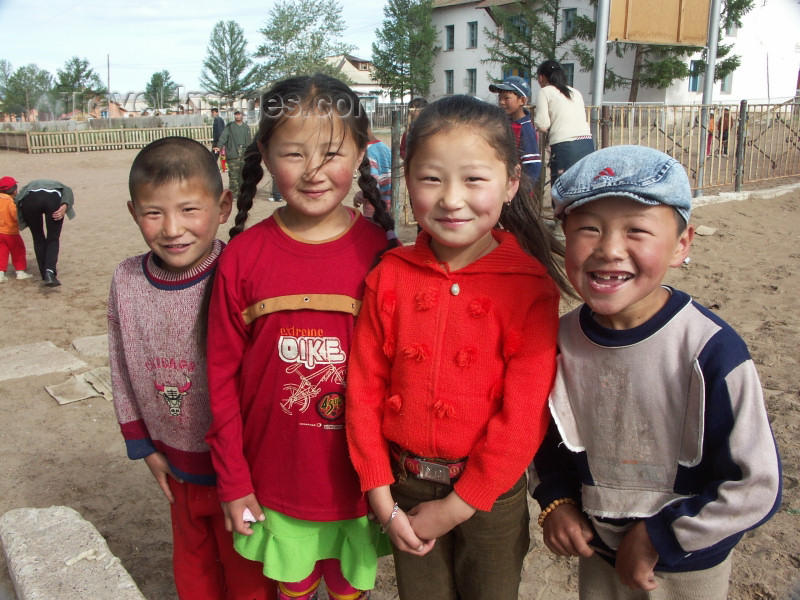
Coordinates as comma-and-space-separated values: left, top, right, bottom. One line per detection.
234, 507, 392, 590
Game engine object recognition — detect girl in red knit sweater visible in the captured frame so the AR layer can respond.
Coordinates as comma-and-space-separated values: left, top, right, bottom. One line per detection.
346, 94, 572, 599
205, 75, 396, 600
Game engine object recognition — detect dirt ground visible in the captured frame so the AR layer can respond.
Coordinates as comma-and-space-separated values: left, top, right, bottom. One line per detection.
0, 148, 798, 599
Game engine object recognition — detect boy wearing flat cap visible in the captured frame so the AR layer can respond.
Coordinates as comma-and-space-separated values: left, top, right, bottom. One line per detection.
530, 145, 781, 599
489, 75, 542, 183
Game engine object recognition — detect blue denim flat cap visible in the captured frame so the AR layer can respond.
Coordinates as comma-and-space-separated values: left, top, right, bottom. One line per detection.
489, 76, 530, 99
551, 145, 692, 223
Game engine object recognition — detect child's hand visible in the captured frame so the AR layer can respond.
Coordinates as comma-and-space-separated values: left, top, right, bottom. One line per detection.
542, 503, 594, 557
385, 509, 437, 557
615, 521, 659, 591
406, 492, 476, 541
367, 486, 435, 557
143, 452, 181, 503
221, 494, 264, 535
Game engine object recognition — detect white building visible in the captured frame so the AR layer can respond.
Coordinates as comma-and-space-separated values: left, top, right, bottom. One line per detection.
326, 54, 393, 103
431, 0, 800, 105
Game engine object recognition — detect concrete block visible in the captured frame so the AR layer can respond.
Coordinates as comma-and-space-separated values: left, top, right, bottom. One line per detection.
0, 506, 144, 600
0, 342, 86, 383
71, 335, 109, 359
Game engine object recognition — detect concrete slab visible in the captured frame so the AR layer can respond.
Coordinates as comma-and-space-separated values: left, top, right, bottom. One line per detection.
0, 506, 144, 600
70, 335, 108, 359
0, 342, 86, 382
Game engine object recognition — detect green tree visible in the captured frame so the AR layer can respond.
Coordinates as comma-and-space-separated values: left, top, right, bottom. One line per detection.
1, 64, 54, 118
371, 0, 437, 100
199, 20, 260, 105
144, 70, 179, 111
255, 0, 355, 83
571, 0, 753, 102
0, 60, 12, 105
482, 0, 572, 81
55, 56, 106, 113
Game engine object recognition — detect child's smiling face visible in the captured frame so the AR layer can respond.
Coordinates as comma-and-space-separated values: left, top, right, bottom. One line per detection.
129, 177, 231, 273
406, 125, 519, 271
563, 196, 694, 330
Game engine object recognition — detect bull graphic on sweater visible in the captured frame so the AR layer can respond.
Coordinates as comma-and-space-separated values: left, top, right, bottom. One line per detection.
154, 375, 192, 416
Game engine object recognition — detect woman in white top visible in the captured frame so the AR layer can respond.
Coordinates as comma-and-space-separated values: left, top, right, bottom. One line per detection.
534, 60, 594, 185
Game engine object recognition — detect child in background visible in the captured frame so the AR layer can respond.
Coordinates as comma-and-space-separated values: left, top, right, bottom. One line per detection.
346, 94, 572, 600
718, 107, 732, 156
490, 75, 542, 183
353, 121, 392, 220
706, 109, 716, 157
0, 177, 33, 282
531, 145, 781, 599
108, 137, 275, 600
205, 74, 396, 600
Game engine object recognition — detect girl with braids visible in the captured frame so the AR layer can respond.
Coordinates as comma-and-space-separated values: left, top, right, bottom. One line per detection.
534, 59, 594, 185
205, 74, 395, 600
346, 94, 572, 600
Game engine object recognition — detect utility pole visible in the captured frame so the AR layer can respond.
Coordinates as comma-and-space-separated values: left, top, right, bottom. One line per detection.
695, 0, 722, 197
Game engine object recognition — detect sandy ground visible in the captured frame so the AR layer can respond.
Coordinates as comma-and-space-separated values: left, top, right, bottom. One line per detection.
0, 147, 798, 600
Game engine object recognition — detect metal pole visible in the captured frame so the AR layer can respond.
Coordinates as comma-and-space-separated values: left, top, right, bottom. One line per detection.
695, 0, 722, 197
591, 0, 611, 132
390, 110, 402, 232
734, 99, 747, 191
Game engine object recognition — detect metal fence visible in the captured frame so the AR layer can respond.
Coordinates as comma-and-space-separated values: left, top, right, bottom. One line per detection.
588, 100, 800, 191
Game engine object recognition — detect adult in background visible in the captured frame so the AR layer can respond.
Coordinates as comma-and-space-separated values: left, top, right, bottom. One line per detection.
210, 107, 225, 159
214, 110, 251, 199
14, 179, 76, 287
489, 75, 542, 183
534, 59, 594, 185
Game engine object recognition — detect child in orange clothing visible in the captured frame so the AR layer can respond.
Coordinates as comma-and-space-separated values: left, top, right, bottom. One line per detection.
0, 177, 33, 282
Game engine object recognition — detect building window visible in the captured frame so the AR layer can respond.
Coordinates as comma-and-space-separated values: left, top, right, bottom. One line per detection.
563, 8, 577, 37
466, 69, 477, 94
688, 60, 703, 92
467, 21, 478, 48
445, 70, 454, 95
445, 25, 454, 50
720, 73, 733, 93
562, 63, 575, 87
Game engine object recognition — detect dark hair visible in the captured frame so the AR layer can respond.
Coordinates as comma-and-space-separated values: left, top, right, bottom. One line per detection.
230, 73, 394, 239
404, 94, 572, 296
537, 60, 572, 100
408, 97, 428, 110
211, 107, 219, 114
129, 136, 223, 201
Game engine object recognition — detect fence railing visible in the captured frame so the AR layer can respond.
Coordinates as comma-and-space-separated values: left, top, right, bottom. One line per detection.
0, 124, 259, 154
587, 100, 800, 192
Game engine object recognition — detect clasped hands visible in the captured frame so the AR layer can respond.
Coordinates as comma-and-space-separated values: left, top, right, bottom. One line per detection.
368, 485, 476, 557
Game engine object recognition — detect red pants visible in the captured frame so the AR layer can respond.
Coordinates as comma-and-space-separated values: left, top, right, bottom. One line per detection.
0, 233, 27, 271
168, 478, 277, 600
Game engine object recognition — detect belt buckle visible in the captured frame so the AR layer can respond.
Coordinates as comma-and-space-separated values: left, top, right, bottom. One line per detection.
416, 459, 451, 484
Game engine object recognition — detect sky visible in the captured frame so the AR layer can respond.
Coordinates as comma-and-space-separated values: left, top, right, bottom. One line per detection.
0, 0, 388, 95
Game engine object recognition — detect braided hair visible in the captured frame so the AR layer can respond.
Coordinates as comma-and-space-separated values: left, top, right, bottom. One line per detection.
404, 94, 573, 297
229, 73, 395, 240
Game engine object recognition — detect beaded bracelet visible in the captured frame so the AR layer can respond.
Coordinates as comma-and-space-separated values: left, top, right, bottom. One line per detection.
381, 502, 400, 533
537, 497, 578, 528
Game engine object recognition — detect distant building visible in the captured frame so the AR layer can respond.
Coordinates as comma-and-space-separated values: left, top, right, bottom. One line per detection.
326, 54, 393, 102
431, 0, 800, 105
